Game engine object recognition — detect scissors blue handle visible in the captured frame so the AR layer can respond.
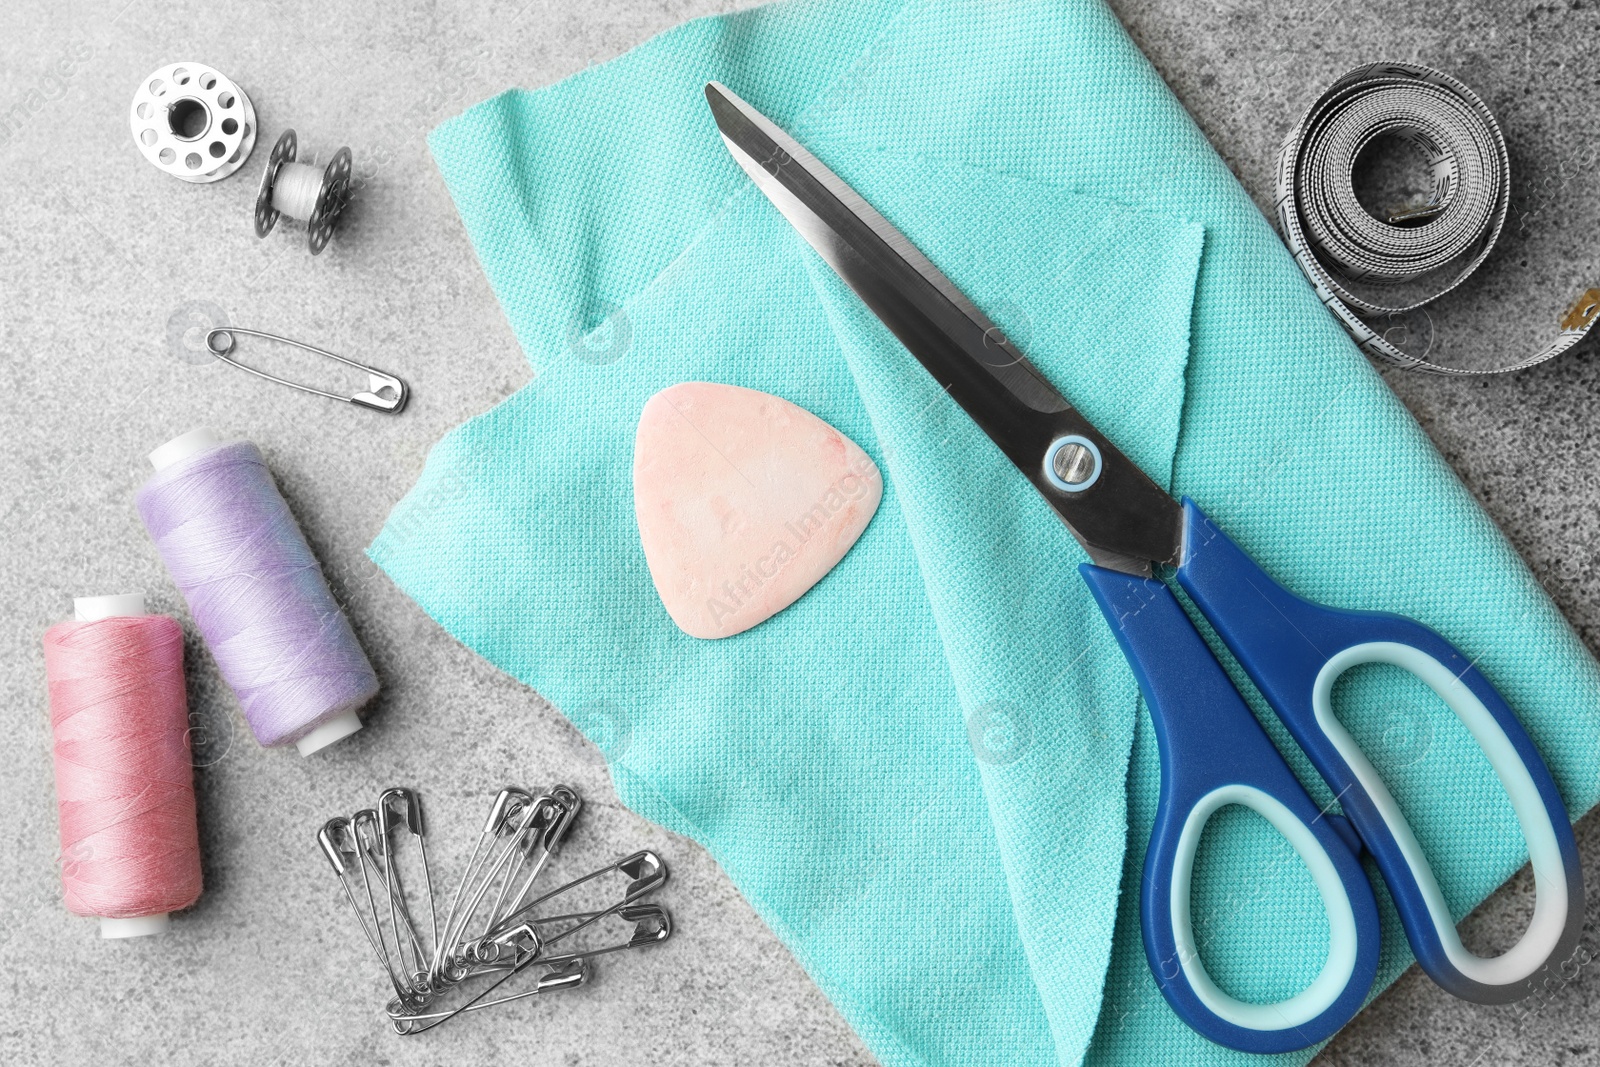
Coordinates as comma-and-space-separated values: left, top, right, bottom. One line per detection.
704, 82, 1585, 1053
1082, 501, 1584, 1053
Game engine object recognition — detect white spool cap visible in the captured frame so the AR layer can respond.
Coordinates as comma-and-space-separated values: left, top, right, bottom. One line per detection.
72, 592, 171, 938
101, 914, 171, 939
150, 426, 222, 472
74, 593, 147, 621
294, 710, 364, 756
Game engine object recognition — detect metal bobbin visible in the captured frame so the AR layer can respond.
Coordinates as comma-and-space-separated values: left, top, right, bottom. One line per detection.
255, 129, 354, 255
129, 62, 257, 183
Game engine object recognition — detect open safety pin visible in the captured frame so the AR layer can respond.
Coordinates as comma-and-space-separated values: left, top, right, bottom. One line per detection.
204, 326, 408, 413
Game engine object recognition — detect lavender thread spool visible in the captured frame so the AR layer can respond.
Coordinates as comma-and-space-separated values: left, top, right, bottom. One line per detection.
136, 428, 378, 755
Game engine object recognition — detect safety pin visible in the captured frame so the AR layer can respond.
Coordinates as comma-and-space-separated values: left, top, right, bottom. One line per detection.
204, 326, 408, 413
429, 787, 531, 970
430, 788, 541, 984
486, 786, 581, 931
447, 891, 661, 978
389, 958, 589, 1035
480, 797, 556, 934
352, 809, 432, 987
481, 849, 666, 944
478, 902, 673, 971
458, 794, 569, 948
378, 788, 437, 970
318, 784, 673, 1036
319, 817, 417, 1006
397, 902, 669, 1031
539, 902, 673, 965
351, 810, 435, 1001
393, 924, 552, 1030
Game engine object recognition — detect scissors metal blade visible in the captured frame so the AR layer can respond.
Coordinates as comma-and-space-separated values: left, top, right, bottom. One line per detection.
705, 82, 1182, 571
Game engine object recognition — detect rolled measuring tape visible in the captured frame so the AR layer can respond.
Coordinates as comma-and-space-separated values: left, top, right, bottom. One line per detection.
1275, 62, 1600, 375
129, 62, 257, 183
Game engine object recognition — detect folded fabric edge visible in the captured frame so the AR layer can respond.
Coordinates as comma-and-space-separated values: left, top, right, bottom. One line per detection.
423, 0, 921, 379
784, 156, 1208, 1066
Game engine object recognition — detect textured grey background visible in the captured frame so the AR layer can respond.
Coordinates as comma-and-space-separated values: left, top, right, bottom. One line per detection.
3, 0, 1599, 1064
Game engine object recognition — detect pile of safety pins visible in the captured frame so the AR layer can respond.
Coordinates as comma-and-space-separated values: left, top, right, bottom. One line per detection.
316, 785, 672, 1035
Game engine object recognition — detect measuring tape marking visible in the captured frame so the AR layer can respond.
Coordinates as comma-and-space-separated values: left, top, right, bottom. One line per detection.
1276, 62, 1598, 376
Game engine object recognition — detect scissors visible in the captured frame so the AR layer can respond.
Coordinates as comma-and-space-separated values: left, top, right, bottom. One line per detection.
705, 82, 1584, 1053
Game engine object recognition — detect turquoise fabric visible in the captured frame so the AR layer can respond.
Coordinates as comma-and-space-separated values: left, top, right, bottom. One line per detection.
368, 1, 1600, 1063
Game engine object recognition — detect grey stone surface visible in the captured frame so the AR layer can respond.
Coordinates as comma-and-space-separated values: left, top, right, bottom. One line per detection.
2, 0, 1598, 1064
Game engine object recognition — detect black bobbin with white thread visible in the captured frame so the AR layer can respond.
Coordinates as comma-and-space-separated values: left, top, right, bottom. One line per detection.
254, 129, 353, 256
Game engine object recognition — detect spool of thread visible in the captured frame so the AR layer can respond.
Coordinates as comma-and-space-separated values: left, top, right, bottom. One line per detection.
271, 162, 328, 219
254, 129, 353, 255
136, 428, 379, 755
43, 594, 203, 938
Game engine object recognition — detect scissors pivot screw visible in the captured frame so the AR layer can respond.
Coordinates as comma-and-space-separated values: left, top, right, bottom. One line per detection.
1045, 435, 1102, 493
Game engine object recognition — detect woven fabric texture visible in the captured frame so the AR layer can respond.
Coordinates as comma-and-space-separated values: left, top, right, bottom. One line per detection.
369, 1, 1600, 1063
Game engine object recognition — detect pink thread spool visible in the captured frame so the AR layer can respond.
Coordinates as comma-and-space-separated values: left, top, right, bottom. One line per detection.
42, 594, 203, 938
